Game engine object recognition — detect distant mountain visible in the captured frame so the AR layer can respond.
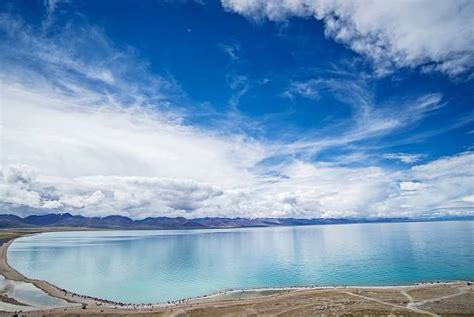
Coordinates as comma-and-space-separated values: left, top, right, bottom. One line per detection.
0, 214, 26, 228
23, 213, 75, 226
0, 213, 472, 230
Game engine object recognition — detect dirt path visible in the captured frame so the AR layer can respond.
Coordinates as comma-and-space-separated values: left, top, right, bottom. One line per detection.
400, 289, 415, 304
342, 290, 438, 316
413, 287, 468, 307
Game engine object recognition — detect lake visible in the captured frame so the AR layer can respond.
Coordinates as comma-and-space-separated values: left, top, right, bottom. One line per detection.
7, 221, 474, 303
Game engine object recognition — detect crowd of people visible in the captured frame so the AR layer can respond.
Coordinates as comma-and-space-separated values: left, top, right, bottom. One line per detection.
53, 285, 354, 309
53, 286, 240, 309
13, 280, 463, 316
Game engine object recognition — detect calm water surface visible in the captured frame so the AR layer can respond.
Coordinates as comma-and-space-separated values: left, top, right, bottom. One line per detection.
8, 221, 474, 303
0, 275, 72, 311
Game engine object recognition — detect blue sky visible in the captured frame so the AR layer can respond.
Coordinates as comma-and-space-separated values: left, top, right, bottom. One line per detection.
0, 0, 473, 219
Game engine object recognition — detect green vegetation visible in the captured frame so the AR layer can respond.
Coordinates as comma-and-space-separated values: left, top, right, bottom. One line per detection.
0, 230, 37, 245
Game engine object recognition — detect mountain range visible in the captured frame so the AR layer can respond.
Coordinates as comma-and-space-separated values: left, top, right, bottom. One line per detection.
0, 213, 472, 229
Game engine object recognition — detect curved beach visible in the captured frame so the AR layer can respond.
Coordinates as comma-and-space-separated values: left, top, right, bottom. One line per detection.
0, 237, 87, 305
1, 230, 473, 316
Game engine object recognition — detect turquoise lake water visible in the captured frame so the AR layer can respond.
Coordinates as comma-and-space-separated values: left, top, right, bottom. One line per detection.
7, 221, 474, 303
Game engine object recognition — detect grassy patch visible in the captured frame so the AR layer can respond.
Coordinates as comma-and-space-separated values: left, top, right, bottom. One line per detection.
0, 231, 26, 244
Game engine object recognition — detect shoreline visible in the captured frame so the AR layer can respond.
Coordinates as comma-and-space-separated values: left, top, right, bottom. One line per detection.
0, 231, 471, 310
0, 236, 85, 305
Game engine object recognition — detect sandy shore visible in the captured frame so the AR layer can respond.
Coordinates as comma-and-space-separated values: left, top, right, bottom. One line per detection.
0, 229, 473, 316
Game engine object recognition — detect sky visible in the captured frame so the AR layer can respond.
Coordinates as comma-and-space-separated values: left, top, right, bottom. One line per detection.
0, 0, 473, 219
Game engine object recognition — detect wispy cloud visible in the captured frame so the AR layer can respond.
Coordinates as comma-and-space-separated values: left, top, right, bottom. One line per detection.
283, 80, 322, 100
226, 74, 249, 110
383, 153, 425, 164
278, 77, 446, 159
218, 42, 242, 63
42, 0, 69, 29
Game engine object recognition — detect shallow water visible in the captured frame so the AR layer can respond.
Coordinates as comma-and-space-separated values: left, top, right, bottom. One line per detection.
7, 221, 474, 303
0, 275, 71, 311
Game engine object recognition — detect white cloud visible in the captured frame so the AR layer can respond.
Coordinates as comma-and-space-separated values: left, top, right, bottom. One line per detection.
379, 152, 474, 216
0, 11, 473, 219
278, 81, 445, 157
226, 74, 250, 110
2, 151, 473, 219
44, 0, 68, 15
221, 0, 474, 76
284, 80, 322, 100
0, 14, 266, 218
399, 182, 427, 191
1, 83, 265, 187
218, 42, 241, 62
462, 195, 474, 203
383, 153, 425, 164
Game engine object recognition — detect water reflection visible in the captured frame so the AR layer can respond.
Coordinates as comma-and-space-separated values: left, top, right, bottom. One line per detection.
0, 275, 71, 311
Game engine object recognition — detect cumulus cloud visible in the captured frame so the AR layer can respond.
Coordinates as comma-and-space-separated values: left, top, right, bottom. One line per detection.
379, 152, 474, 216
2, 153, 473, 218
0, 168, 225, 218
221, 0, 474, 76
